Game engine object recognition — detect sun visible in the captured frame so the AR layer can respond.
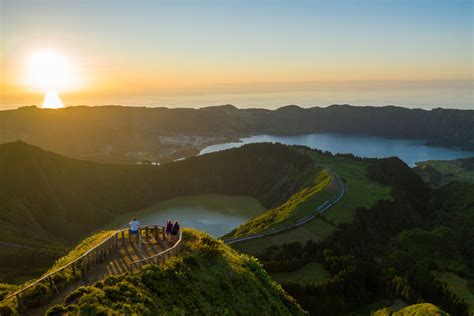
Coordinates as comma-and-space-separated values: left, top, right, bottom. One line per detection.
26, 49, 77, 108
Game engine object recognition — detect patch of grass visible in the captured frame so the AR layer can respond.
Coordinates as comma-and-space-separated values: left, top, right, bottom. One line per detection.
271, 262, 329, 284
373, 303, 447, 315
48, 230, 115, 272
415, 159, 474, 187
434, 272, 474, 310
309, 153, 391, 224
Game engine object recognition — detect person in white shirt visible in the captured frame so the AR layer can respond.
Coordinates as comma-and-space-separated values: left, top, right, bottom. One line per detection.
129, 218, 140, 244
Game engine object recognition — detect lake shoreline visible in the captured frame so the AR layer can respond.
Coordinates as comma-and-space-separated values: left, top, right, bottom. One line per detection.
200, 132, 474, 167
101, 194, 265, 238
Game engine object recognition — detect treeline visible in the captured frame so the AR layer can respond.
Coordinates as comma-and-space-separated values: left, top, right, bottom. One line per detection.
258, 158, 471, 315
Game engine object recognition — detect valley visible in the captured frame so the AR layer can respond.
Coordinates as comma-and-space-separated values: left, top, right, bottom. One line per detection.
0, 141, 317, 283
1, 139, 473, 315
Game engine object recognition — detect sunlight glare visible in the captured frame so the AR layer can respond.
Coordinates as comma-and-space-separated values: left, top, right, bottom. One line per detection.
42, 90, 63, 109
26, 49, 78, 108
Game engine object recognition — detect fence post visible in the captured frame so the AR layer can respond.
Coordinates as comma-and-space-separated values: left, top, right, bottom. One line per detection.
121, 230, 125, 246
162, 226, 166, 240
145, 226, 149, 241
153, 225, 158, 240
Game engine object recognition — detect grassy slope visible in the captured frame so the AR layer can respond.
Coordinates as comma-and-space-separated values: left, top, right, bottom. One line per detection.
415, 158, 474, 187
0, 230, 116, 303
35, 229, 306, 315
309, 151, 392, 225
235, 150, 391, 254
226, 168, 331, 238
373, 303, 447, 315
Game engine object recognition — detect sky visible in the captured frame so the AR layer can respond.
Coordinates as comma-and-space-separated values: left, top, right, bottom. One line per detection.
0, 0, 473, 110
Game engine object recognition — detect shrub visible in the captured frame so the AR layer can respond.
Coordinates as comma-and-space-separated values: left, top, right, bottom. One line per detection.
64, 286, 92, 305
0, 304, 15, 316
46, 304, 68, 316
22, 283, 50, 308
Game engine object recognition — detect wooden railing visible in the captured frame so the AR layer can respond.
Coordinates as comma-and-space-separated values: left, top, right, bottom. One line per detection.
2, 224, 174, 307
129, 231, 183, 271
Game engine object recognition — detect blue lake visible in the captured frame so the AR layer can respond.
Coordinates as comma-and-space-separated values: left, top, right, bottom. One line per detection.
200, 133, 474, 167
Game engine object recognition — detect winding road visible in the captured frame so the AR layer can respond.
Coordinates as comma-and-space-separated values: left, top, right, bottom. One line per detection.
222, 166, 345, 244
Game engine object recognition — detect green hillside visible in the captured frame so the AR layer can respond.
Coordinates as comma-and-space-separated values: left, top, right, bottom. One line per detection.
247, 157, 473, 315
0, 229, 306, 315
233, 148, 391, 254
225, 168, 332, 239
415, 157, 474, 187
373, 303, 447, 315
0, 141, 317, 283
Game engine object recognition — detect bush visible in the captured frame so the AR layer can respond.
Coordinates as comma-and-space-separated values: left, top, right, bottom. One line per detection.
0, 304, 15, 316
46, 304, 68, 316
64, 287, 91, 305
22, 283, 51, 308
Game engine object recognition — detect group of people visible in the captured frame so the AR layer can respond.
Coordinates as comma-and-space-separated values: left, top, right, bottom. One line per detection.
128, 218, 180, 245
165, 220, 180, 244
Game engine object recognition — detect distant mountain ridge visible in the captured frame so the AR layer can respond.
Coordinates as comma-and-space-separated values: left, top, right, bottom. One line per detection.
0, 104, 472, 163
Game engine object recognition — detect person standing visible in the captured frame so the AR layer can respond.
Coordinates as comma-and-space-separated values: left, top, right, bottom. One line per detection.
165, 220, 173, 240
129, 218, 140, 244
170, 221, 180, 244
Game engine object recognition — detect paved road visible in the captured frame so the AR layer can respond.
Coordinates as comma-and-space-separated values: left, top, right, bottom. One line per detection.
0, 241, 35, 250
222, 166, 345, 244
